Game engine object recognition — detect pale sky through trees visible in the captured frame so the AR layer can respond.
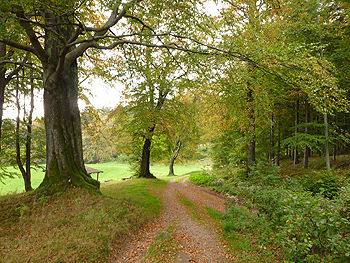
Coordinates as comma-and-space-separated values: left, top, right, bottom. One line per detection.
3, 79, 123, 118
2, 0, 222, 119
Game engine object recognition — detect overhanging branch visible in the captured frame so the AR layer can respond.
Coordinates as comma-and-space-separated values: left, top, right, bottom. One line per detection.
0, 60, 43, 77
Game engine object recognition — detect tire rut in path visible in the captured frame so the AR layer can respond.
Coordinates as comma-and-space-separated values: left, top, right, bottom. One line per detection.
111, 176, 231, 262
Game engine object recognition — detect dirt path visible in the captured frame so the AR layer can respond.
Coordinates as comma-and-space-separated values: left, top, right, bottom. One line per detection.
111, 176, 233, 262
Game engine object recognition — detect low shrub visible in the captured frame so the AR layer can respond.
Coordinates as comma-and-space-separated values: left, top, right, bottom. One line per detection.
249, 160, 284, 187
281, 190, 350, 262
211, 165, 350, 262
189, 172, 216, 186
297, 170, 347, 199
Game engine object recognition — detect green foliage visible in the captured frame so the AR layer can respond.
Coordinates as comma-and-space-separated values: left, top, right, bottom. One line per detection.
209, 129, 246, 169
81, 107, 117, 164
297, 170, 347, 199
281, 191, 350, 262
248, 161, 282, 187
210, 160, 350, 262
189, 172, 216, 186
337, 186, 350, 220
281, 127, 327, 154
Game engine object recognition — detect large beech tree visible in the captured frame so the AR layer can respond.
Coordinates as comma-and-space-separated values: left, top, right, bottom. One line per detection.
0, 0, 227, 188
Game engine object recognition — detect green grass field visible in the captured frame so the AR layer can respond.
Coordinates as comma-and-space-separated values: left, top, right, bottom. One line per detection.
0, 162, 206, 195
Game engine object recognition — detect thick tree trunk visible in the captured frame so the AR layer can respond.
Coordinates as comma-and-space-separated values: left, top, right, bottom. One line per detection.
40, 61, 100, 189
139, 137, 155, 178
37, 8, 100, 190
303, 99, 310, 169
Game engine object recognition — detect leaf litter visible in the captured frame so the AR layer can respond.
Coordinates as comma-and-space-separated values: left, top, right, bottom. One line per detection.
111, 176, 233, 262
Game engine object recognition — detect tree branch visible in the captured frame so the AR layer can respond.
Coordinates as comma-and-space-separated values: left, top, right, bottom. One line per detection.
0, 38, 37, 56
12, 7, 48, 63
64, 0, 142, 65
0, 60, 43, 77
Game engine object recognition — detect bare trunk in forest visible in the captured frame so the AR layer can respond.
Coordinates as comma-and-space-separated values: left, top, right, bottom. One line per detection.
333, 114, 337, 161
303, 99, 310, 169
0, 44, 6, 150
269, 114, 274, 161
294, 98, 300, 165
275, 122, 280, 166
324, 97, 331, 170
246, 87, 255, 176
139, 137, 155, 178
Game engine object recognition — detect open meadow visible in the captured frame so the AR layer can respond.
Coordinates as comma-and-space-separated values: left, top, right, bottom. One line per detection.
0, 162, 206, 196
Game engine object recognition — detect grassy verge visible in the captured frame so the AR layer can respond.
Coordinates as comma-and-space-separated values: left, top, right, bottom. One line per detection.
0, 178, 167, 262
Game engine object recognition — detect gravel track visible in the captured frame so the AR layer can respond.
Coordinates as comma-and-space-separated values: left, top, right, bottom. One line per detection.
111, 176, 232, 263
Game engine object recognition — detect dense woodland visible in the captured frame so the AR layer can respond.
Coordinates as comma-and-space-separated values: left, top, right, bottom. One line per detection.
1, 0, 350, 261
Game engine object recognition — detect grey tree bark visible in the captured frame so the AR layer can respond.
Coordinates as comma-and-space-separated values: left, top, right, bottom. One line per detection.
246, 87, 255, 176
303, 99, 310, 169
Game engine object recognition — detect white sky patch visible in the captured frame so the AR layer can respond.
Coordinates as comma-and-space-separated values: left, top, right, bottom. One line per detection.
80, 79, 124, 111
3, 80, 124, 119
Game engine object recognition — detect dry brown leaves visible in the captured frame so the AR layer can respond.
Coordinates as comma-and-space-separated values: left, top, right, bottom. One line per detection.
111, 176, 234, 263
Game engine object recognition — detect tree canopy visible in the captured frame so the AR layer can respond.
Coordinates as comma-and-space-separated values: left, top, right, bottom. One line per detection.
0, 0, 349, 191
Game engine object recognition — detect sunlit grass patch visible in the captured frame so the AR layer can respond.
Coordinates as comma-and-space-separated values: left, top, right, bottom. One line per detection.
102, 178, 166, 215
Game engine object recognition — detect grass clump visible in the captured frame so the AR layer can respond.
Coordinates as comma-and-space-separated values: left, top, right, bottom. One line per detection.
0, 178, 167, 262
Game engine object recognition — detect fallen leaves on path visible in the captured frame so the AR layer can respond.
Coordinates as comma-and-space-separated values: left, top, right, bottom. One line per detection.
111, 176, 234, 262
